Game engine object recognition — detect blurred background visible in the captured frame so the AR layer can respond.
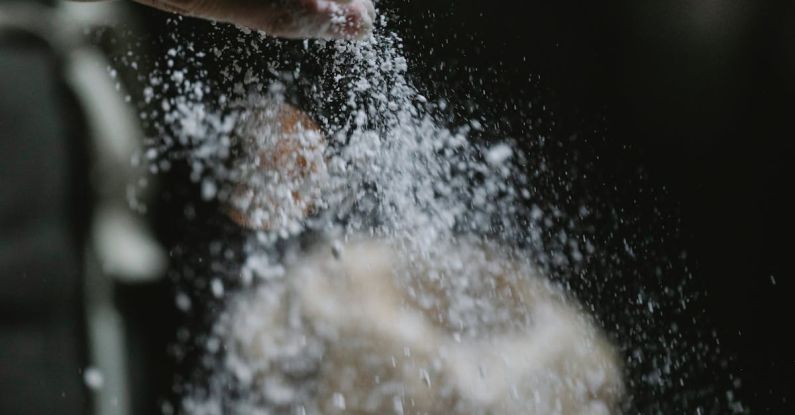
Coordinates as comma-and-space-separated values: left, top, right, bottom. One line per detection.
1, 0, 793, 413
389, 1, 795, 413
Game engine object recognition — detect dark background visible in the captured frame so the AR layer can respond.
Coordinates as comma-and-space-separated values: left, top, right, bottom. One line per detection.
379, 0, 794, 413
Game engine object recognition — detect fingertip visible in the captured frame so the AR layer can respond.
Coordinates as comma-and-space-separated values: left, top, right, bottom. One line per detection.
236, 0, 376, 40
318, 0, 375, 40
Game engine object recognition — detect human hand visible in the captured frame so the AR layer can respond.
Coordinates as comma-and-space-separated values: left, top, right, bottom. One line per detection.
131, 0, 375, 39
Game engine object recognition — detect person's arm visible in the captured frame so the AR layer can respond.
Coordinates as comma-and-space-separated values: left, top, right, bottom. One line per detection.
77, 0, 375, 39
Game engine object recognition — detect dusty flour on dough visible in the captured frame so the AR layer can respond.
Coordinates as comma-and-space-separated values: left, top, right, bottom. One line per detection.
218, 239, 623, 414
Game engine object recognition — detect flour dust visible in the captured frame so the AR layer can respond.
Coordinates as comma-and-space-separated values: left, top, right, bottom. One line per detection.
116, 7, 744, 415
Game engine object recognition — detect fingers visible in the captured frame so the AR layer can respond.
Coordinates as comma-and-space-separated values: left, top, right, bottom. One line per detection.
284, 0, 376, 40
132, 0, 375, 40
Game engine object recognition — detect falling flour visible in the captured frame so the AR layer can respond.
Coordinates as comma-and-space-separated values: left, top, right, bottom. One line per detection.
121, 5, 741, 415
141, 15, 624, 414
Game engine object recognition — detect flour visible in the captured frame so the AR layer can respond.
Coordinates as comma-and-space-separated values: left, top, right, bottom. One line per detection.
121, 5, 742, 414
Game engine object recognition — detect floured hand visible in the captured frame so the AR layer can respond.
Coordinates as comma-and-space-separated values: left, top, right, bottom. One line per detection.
131, 0, 375, 39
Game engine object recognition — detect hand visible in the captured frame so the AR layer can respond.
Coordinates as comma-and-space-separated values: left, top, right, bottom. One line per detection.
132, 0, 375, 39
